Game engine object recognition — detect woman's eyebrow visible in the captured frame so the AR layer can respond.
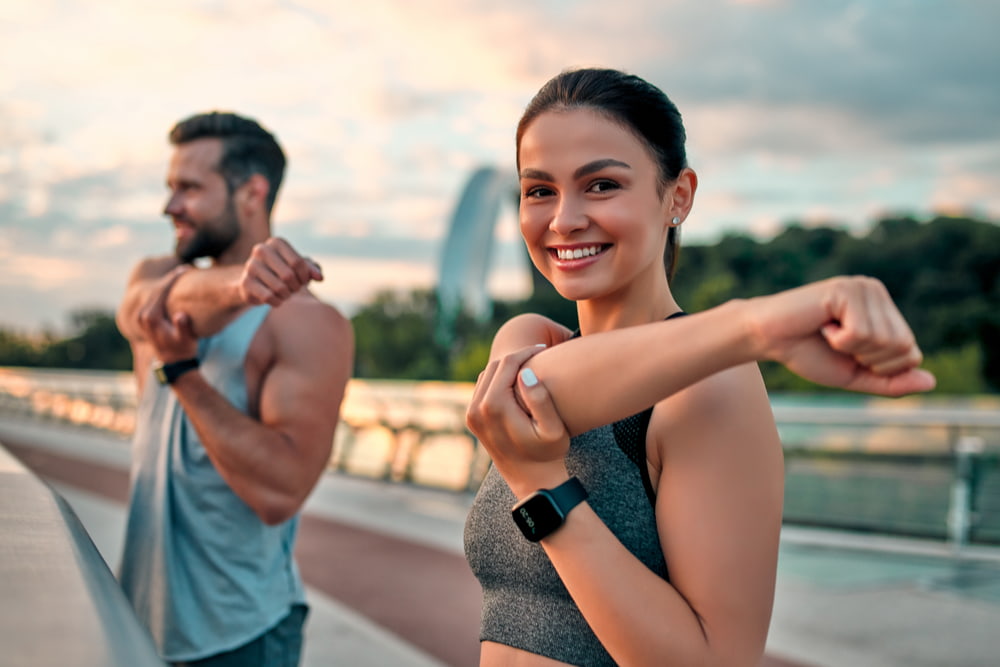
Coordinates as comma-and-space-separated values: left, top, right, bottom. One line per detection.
519, 167, 552, 181
519, 159, 632, 182
574, 158, 630, 179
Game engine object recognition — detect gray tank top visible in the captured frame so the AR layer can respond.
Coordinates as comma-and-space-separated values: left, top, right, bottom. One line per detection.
464, 415, 668, 666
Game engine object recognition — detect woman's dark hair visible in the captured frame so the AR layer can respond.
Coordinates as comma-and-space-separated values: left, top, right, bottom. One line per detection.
516, 68, 688, 281
169, 111, 286, 214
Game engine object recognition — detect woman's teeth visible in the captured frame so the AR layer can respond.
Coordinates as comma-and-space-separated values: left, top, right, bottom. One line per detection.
556, 246, 602, 260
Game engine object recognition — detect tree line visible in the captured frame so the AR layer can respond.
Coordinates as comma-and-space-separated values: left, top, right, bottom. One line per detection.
2, 214, 997, 393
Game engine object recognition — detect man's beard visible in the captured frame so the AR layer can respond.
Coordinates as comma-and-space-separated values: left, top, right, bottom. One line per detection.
175, 202, 240, 263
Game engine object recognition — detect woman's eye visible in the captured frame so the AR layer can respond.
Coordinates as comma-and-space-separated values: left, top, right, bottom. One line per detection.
524, 186, 554, 199
588, 180, 619, 193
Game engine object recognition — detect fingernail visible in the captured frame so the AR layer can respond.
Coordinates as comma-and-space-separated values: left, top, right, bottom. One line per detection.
535, 343, 547, 348
520, 368, 538, 387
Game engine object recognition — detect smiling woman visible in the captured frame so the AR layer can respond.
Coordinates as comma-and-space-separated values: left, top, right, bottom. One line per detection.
516, 106, 691, 309
461, 67, 935, 667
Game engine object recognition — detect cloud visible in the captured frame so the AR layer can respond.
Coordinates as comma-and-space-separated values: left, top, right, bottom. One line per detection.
306, 254, 438, 314
639, 2, 1000, 147
932, 163, 1000, 219
0, 0, 998, 332
0, 254, 88, 291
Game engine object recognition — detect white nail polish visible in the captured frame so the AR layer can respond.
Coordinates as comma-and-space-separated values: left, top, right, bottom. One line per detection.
521, 368, 538, 387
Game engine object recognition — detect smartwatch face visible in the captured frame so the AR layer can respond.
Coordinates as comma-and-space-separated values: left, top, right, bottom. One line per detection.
512, 491, 563, 542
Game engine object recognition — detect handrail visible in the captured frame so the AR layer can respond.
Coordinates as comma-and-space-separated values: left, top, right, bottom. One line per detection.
0, 444, 164, 666
771, 404, 1000, 428
2, 366, 999, 488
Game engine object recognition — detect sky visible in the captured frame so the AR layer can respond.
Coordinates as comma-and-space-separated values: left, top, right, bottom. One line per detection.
2, 0, 998, 334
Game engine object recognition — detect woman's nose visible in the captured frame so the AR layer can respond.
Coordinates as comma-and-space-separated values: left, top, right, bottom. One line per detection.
549, 197, 588, 235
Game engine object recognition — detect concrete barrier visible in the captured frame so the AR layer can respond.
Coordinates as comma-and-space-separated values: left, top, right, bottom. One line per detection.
0, 443, 164, 666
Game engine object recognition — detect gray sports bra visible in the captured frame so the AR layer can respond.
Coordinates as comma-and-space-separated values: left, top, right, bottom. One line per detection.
463, 313, 685, 665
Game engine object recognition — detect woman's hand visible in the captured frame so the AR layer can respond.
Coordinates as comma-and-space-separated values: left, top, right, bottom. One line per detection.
749, 276, 936, 396
466, 345, 572, 497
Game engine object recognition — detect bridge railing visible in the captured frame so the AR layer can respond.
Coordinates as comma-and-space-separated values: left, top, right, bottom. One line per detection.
0, 367, 484, 491
774, 406, 1000, 547
2, 367, 999, 546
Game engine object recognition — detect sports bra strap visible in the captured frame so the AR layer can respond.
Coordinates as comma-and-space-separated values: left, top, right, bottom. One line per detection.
571, 311, 687, 508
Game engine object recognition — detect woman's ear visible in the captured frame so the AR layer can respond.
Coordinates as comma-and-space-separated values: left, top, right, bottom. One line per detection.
667, 167, 698, 225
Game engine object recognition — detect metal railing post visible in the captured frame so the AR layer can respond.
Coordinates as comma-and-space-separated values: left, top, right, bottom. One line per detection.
947, 435, 985, 552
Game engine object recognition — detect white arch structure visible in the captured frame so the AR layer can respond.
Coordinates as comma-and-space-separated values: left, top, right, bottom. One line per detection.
436, 165, 520, 342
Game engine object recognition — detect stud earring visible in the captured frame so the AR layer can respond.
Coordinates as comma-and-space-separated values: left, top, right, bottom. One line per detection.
672, 216, 681, 225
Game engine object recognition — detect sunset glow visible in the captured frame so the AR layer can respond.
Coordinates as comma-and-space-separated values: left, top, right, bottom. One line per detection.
2, 0, 998, 332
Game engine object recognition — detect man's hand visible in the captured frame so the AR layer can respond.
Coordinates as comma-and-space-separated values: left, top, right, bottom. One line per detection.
137, 266, 198, 363
240, 237, 323, 307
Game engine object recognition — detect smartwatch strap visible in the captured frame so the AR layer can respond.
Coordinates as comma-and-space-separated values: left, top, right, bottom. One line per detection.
548, 476, 588, 513
155, 357, 200, 385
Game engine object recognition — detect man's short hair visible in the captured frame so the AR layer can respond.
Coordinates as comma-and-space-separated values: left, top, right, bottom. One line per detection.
169, 111, 286, 213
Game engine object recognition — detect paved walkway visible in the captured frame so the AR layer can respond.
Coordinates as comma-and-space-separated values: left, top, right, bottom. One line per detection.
3, 416, 1000, 666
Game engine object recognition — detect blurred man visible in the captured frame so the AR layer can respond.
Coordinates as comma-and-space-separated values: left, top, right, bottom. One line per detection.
116, 111, 353, 667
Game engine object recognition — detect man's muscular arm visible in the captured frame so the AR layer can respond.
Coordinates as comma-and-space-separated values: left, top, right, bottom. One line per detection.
137, 269, 354, 524
117, 238, 322, 344
170, 303, 352, 524
116, 256, 184, 344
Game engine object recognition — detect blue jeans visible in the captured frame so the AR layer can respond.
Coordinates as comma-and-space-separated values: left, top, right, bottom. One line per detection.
172, 604, 308, 667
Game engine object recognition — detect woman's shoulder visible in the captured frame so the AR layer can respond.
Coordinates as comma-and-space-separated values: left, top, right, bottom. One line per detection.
664, 362, 766, 413
647, 363, 775, 464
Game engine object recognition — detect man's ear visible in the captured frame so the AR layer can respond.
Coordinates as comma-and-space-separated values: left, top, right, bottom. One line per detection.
238, 173, 271, 212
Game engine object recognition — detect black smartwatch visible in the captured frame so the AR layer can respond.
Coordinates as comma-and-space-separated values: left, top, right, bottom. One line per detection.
154, 358, 200, 385
511, 477, 589, 542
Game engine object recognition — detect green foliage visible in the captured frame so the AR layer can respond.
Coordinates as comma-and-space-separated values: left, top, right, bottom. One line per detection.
0, 309, 132, 371
688, 271, 738, 312
671, 224, 855, 306
46, 310, 132, 370
450, 338, 492, 382
976, 314, 1000, 392
0, 330, 40, 366
920, 344, 988, 394
351, 289, 449, 380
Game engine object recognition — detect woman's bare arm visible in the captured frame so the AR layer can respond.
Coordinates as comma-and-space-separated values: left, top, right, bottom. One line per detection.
509, 276, 934, 438
537, 365, 784, 665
